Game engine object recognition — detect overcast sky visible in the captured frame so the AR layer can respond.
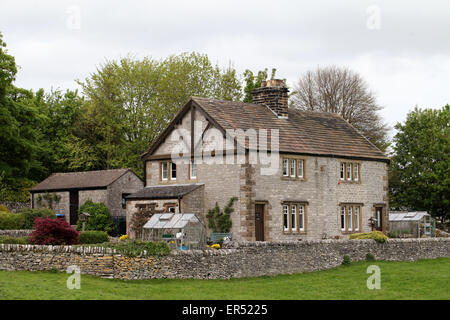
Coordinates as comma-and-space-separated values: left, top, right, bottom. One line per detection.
1, 0, 449, 136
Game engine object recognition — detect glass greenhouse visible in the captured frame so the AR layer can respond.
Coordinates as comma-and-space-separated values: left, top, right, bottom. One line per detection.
389, 211, 436, 238
142, 213, 207, 250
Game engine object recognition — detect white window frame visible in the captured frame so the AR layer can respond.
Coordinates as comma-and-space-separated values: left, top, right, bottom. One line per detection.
347, 206, 353, 231
299, 205, 305, 231
340, 163, 345, 180
283, 159, 289, 176
298, 159, 304, 178
353, 163, 359, 181
161, 162, 168, 181
340, 206, 346, 231
190, 160, 197, 179
347, 163, 352, 181
290, 159, 296, 177
170, 162, 177, 180
283, 205, 289, 231
354, 206, 360, 231
291, 205, 297, 231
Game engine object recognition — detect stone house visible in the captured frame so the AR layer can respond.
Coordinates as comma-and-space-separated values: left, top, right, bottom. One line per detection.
127, 79, 389, 241
31, 169, 143, 226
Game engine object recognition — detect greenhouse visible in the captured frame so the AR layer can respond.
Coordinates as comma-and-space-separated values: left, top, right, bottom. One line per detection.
142, 213, 207, 250
389, 211, 436, 238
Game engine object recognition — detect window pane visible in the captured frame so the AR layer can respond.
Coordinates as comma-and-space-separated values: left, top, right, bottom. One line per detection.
353, 164, 359, 181
348, 206, 353, 231
283, 159, 288, 176
340, 163, 345, 180
190, 160, 196, 178
355, 206, 360, 231
291, 205, 297, 230
162, 163, 168, 180
299, 205, 304, 230
347, 163, 352, 180
341, 206, 346, 230
171, 162, 177, 179
283, 205, 289, 231
290, 159, 296, 177
298, 160, 304, 178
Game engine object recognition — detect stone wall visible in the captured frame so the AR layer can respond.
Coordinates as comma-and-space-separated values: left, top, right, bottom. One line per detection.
0, 230, 33, 237
0, 239, 448, 280
0, 201, 30, 213
107, 171, 144, 217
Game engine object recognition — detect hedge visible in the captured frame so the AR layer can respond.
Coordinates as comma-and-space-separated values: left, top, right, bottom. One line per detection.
349, 231, 388, 243
79, 231, 110, 244
0, 211, 25, 230
0, 235, 29, 244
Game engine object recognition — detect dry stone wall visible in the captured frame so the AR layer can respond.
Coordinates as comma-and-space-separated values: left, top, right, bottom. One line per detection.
0, 238, 448, 280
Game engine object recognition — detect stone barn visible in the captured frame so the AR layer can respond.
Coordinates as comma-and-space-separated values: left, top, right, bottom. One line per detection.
31, 169, 143, 229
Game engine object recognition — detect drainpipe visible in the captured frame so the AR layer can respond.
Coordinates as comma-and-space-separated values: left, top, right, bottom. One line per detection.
178, 196, 181, 213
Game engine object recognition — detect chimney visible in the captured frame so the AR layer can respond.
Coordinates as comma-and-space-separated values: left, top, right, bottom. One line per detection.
251, 79, 289, 119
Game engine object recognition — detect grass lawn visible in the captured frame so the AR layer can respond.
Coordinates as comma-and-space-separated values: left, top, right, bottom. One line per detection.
0, 258, 448, 300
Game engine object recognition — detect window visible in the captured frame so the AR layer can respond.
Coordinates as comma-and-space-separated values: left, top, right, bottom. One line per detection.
340, 204, 362, 232
283, 205, 289, 231
171, 163, 177, 180
161, 161, 177, 181
298, 159, 304, 178
121, 193, 130, 209
283, 202, 307, 233
340, 162, 360, 182
283, 159, 289, 176
290, 159, 296, 177
282, 158, 306, 179
161, 162, 168, 181
189, 160, 197, 179
291, 205, 297, 230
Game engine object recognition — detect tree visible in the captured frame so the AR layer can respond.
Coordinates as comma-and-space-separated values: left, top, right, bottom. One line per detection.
243, 68, 278, 103
76, 200, 114, 233
389, 105, 449, 222
290, 66, 389, 151
75, 52, 242, 175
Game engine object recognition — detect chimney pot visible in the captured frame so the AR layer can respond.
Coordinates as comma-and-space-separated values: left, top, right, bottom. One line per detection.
251, 79, 289, 119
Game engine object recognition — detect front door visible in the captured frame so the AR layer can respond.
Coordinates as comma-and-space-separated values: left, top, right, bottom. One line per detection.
69, 190, 79, 225
255, 204, 265, 241
375, 207, 383, 231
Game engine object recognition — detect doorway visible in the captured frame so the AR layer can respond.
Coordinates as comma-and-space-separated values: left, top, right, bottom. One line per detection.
375, 207, 383, 231
69, 190, 79, 225
255, 203, 265, 241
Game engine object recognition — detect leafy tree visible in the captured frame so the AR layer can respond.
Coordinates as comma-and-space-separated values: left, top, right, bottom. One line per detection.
290, 66, 390, 151
207, 197, 237, 233
29, 217, 79, 245
243, 68, 277, 103
389, 105, 449, 222
76, 200, 114, 233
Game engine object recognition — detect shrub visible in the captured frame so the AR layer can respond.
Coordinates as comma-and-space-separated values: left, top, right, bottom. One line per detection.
207, 197, 237, 233
365, 253, 376, 262
0, 205, 9, 212
29, 217, 79, 245
79, 231, 109, 244
21, 208, 56, 229
112, 240, 170, 257
342, 255, 351, 266
349, 231, 388, 243
76, 200, 113, 233
119, 234, 128, 241
0, 235, 29, 244
0, 211, 25, 230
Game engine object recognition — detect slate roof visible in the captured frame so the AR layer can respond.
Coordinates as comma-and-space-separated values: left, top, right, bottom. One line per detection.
191, 97, 388, 161
126, 184, 204, 200
31, 168, 135, 192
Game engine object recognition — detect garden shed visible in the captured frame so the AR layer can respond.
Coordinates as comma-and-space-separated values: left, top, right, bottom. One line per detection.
142, 213, 207, 250
389, 211, 435, 238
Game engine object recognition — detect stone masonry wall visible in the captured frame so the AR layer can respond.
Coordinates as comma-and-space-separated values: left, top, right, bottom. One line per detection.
0, 239, 448, 280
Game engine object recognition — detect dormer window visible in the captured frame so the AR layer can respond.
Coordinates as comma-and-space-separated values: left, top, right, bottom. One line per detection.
161, 161, 176, 181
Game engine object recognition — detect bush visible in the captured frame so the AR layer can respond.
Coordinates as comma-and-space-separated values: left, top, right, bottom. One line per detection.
29, 217, 79, 245
0, 235, 29, 244
207, 197, 237, 233
111, 240, 170, 257
349, 231, 388, 243
79, 231, 110, 244
0, 211, 25, 230
0, 205, 9, 212
342, 255, 351, 266
366, 253, 376, 262
21, 208, 56, 229
76, 200, 113, 233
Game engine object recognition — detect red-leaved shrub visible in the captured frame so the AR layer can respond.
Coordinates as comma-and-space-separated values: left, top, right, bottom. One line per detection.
29, 217, 79, 245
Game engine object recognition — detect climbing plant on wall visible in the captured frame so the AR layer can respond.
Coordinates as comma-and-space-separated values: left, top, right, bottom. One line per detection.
206, 197, 237, 233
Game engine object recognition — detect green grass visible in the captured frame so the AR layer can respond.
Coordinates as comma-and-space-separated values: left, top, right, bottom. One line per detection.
0, 258, 448, 300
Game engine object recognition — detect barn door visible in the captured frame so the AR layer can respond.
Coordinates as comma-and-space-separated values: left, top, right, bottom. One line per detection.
69, 190, 79, 225
255, 204, 265, 241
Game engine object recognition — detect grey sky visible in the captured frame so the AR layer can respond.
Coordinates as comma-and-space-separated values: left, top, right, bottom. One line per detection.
1, 0, 449, 135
